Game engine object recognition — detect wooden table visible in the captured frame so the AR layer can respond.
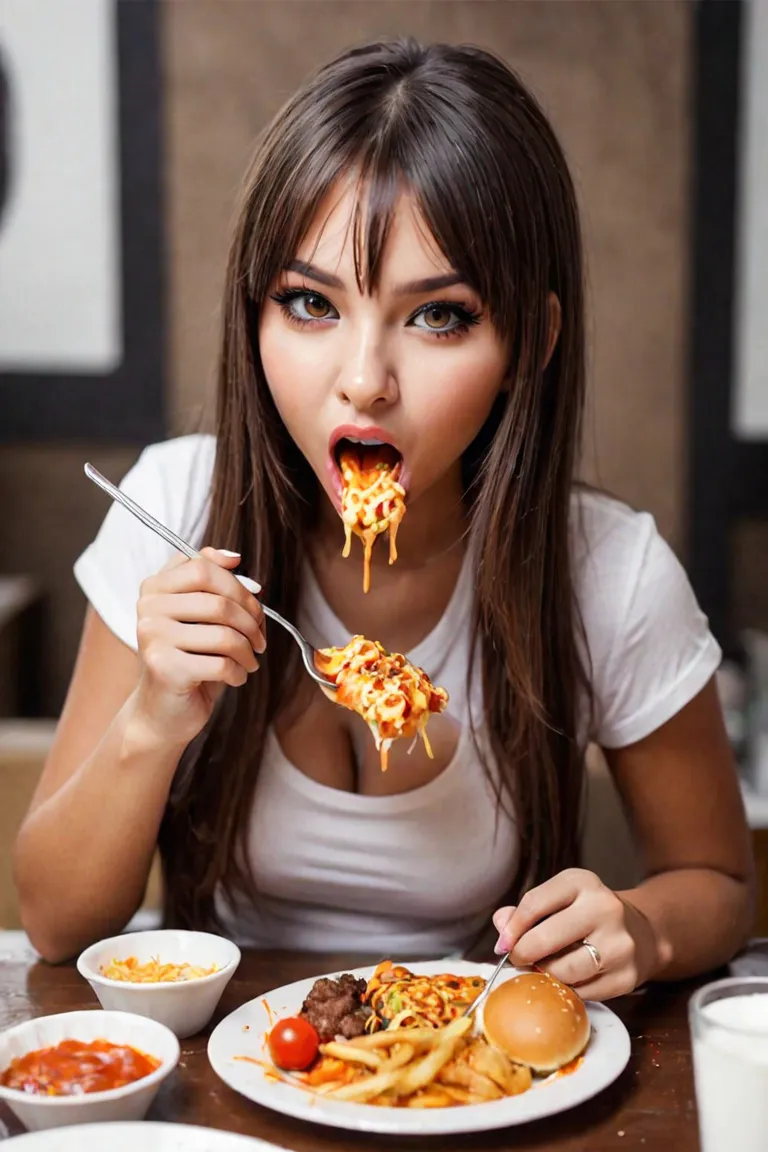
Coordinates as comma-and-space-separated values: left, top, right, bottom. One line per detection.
0, 936, 708, 1150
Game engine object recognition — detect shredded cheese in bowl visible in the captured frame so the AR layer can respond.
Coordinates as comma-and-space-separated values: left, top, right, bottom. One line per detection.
99, 955, 219, 983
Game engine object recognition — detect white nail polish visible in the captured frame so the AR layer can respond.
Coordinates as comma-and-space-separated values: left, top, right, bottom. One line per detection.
236, 574, 262, 595
218, 549, 241, 557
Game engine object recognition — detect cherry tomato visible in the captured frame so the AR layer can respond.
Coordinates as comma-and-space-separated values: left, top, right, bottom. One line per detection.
268, 1016, 319, 1071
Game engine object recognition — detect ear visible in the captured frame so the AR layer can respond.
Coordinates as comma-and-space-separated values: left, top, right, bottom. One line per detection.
543, 291, 562, 370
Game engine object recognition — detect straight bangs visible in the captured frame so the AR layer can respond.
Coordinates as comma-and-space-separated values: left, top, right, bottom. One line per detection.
241, 66, 547, 350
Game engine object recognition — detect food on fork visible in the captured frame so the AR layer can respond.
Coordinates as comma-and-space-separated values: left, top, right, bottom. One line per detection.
99, 955, 219, 983
0, 1038, 160, 1096
314, 637, 448, 771
481, 973, 591, 1073
337, 441, 406, 594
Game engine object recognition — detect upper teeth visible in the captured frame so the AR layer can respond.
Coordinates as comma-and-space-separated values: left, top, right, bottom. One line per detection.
344, 437, 385, 446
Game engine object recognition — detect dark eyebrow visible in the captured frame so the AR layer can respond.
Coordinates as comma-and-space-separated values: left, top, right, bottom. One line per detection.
285, 261, 466, 297
394, 272, 465, 295
285, 260, 344, 289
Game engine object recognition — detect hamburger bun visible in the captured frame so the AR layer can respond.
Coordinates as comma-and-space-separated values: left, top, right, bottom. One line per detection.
482, 972, 590, 1073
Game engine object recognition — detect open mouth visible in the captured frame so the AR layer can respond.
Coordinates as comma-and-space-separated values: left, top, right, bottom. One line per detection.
333, 436, 402, 478
328, 427, 409, 593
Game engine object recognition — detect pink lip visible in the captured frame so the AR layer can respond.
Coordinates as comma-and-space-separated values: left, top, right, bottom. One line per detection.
326, 424, 410, 509
328, 424, 401, 454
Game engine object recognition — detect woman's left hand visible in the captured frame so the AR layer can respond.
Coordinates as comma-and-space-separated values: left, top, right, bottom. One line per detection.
492, 868, 662, 1000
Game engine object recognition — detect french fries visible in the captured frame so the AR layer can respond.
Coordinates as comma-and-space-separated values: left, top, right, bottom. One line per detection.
304, 1016, 532, 1108
319, 1042, 382, 1070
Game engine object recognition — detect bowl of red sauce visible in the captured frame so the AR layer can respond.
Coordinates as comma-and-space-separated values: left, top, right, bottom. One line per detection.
0, 1009, 179, 1131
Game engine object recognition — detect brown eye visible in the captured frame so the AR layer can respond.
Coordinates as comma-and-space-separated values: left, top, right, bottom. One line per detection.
422, 306, 451, 329
304, 293, 331, 319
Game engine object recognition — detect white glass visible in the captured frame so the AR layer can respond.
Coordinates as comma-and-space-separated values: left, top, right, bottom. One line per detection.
690, 977, 768, 1152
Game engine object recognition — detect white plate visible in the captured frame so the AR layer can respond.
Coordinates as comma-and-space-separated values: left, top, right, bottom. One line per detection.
5, 1121, 282, 1150
207, 960, 632, 1136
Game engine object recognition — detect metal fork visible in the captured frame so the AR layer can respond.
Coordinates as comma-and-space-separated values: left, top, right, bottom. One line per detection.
84, 463, 337, 693
463, 951, 511, 1019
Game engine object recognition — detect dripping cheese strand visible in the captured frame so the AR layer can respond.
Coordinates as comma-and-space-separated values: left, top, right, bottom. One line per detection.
339, 452, 406, 593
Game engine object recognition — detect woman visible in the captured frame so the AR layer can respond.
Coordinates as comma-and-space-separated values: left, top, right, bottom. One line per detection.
14, 39, 753, 999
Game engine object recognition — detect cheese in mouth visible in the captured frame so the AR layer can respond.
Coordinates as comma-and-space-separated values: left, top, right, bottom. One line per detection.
336, 438, 406, 594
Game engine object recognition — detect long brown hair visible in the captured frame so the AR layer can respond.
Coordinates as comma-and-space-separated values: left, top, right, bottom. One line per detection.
159, 38, 590, 929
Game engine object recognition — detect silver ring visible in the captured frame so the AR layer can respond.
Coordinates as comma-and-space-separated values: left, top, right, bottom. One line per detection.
582, 939, 603, 972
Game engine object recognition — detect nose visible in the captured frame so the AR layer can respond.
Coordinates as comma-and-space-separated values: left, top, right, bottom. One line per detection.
335, 317, 398, 411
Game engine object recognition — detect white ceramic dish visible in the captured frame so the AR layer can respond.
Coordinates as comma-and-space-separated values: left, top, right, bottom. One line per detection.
4, 1121, 283, 1150
0, 1010, 179, 1132
208, 960, 632, 1136
77, 929, 241, 1039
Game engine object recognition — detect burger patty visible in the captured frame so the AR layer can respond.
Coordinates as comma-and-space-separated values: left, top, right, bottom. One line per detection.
299, 974, 373, 1042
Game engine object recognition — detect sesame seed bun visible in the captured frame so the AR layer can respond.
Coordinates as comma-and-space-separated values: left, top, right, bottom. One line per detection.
481, 972, 591, 1073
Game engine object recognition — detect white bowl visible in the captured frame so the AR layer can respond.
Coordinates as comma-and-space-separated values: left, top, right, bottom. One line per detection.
0, 1009, 179, 1132
77, 930, 241, 1039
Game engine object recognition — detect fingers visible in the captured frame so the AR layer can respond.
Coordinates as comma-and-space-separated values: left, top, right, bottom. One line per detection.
138, 617, 261, 683
559, 967, 641, 1002
163, 545, 242, 571
147, 552, 259, 607
137, 549, 267, 700
141, 552, 265, 645
165, 621, 260, 673
142, 645, 250, 690
199, 546, 262, 594
139, 592, 265, 654
494, 869, 600, 955
507, 903, 598, 968
536, 929, 634, 988
491, 869, 641, 1000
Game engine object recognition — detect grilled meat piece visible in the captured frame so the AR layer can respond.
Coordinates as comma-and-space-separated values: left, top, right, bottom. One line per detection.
300, 973, 372, 1042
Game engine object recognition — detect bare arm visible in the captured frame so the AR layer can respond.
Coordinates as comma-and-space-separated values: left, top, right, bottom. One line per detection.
609, 676, 755, 980
13, 608, 178, 962
14, 550, 265, 963
494, 679, 755, 997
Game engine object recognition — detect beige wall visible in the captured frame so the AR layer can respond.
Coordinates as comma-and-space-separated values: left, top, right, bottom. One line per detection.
2, 0, 697, 712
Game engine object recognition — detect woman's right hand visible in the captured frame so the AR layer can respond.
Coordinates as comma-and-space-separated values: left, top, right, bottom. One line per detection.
132, 547, 266, 748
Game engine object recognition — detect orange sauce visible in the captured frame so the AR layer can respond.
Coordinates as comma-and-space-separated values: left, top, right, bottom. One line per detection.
261, 998, 276, 1028
554, 1055, 584, 1078
0, 1039, 160, 1096
233, 1054, 294, 1086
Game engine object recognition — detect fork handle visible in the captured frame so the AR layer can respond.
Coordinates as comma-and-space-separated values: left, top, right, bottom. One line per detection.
83, 463, 262, 597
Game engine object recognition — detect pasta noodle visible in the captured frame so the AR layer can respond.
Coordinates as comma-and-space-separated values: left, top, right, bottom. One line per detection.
315, 636, 448, 771
365, 961, 486, 1029
339, 448, 406, 593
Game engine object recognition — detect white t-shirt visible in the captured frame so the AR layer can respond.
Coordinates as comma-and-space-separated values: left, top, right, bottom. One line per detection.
74, 434, 722, 956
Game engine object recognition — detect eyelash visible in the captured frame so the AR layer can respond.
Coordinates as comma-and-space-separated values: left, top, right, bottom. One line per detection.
269, 288, 483, 339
